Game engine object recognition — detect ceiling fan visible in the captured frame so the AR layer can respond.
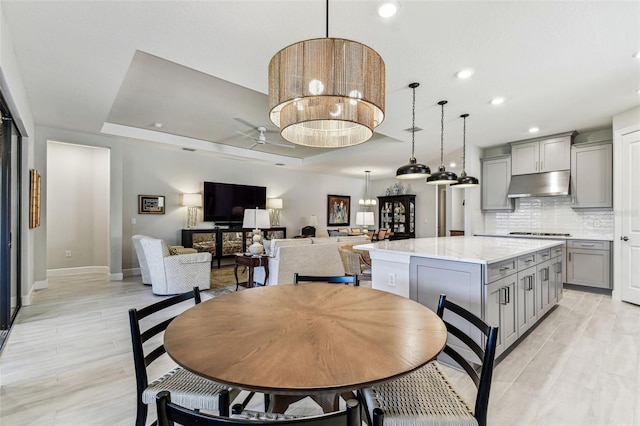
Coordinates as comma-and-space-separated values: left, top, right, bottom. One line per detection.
237, 126, 295, 150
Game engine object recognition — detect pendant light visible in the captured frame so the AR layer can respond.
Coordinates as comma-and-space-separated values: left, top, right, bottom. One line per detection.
396, 82, 431, 179
268, 0, 385, 148
426, 100, 458, 185
452, 113, 480, 189
359, 170, 377, 206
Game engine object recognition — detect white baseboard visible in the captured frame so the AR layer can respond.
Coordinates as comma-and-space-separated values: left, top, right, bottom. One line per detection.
123, 268, 141, 278
109, 272, 123, 281
47, 266, 110, 277
34, 279, 48, 290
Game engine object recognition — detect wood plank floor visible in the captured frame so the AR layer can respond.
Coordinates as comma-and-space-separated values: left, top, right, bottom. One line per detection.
0, 274, 638, 425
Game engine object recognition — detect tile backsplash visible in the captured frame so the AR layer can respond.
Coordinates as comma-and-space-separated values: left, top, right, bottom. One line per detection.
484, 196, 614, 238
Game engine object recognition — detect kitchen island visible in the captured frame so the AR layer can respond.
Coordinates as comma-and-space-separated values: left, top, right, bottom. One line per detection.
355, 236, 565, 358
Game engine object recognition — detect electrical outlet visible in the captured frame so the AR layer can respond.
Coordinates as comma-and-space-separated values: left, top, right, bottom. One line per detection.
388, 272, 396, 287
65, 250, 72, 258
131, 218, 137, 225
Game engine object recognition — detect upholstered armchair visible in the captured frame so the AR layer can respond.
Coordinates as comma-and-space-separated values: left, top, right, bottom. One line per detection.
338, 244, 372, 281
140, 238, 211, 295
132, 235, 198, 286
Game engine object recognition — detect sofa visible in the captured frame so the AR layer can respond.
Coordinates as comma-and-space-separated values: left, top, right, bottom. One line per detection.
253, 235, 369, 285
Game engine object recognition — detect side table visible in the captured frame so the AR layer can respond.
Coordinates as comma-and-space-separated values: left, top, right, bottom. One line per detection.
234, 254, 269, 290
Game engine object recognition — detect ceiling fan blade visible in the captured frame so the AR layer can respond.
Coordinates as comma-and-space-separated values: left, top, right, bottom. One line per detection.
266, 141, 295, 149
236, 130, 257, 140
263, 128, 280, 134
248, 142, 259, 150
233, 117, 258, 129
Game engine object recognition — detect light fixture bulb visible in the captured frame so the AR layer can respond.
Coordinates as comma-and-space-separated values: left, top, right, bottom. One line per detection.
456, 69, 475, 79
378, 1, 399, 17
490, 97, 505, 105
529, 127, 540, 133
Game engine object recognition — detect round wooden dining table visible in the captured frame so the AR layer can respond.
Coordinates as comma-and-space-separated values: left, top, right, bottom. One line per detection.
164, 284, 447, 398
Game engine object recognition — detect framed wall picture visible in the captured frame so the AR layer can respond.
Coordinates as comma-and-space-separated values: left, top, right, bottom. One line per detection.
29, 169, 41, 228
138, 195, 165, 214
327, 194, 350, 226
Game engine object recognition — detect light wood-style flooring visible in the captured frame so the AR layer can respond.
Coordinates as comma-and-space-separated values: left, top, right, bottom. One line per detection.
0, 273, 638, 425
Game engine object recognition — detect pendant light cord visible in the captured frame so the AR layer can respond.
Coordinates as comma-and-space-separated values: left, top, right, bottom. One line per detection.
440, 102, 445, 167
326, 0, 329, 38
462, 115, 466, 171
411, 85, 416, 160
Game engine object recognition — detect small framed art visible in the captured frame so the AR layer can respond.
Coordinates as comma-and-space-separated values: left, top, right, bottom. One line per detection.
327, 194, 350, 226
138, 195, 165, 214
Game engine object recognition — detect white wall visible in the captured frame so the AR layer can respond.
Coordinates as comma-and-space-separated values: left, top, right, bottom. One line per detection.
46, 142, 109, 270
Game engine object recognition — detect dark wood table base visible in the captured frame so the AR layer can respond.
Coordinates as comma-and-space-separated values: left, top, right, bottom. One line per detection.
234, 254, 269, 290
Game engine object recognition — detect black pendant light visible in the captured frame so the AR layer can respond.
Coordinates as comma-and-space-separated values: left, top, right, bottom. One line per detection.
396, 82, 431, 179
452, 113, 480, 189
426, 100, 457, 185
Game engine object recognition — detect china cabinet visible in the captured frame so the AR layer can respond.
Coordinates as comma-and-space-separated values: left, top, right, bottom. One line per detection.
377, 195, 416, 240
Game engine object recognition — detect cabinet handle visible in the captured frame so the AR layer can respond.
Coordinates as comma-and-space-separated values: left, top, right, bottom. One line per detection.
499, 287, 506, 305
544, 267, 549, 281
528, 275, 534, 290
507, 286, 510, 304
500, 266, 509, 272
568, 253, 571, 262
524, 259, 533, 263
556, 262, 562, 273
580, 244, 595, 247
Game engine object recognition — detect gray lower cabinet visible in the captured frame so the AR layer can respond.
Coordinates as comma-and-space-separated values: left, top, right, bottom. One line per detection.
486, 274, 518, 357
481, 155, 515, 211
517, 265, 537, 336
550, 246, 563, 303
566, 239, 611, 289
570, 142, 612, 209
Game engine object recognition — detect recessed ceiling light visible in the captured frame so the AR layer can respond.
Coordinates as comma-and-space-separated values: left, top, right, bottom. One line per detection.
529, 127, 539, 133
633, 52, 640, 59
456, 68, 475, 79
636, 88, 640, 95
378, 1, 399, 18
490, 97, 505, 105
449, 162, 456, 168
152, 122, 163, 128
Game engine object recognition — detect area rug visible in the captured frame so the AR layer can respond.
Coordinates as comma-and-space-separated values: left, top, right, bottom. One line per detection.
210, 265, 246, 290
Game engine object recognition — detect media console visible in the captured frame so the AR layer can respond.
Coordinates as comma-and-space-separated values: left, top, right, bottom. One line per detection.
182, 227, 286, 268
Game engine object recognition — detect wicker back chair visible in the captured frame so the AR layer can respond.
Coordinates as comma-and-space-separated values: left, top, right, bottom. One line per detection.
156, 391, 361, 426
129, 288, 237, 426
338, 244, 372, 281
362, 294, 498, 426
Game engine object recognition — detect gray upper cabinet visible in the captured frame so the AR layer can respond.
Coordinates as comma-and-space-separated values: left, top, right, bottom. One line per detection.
511, 134, 572, 175
481, 155, 515, 211
570, 141, 612, 209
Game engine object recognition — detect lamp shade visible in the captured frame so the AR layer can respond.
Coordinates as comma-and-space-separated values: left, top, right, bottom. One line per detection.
266, 198, 283, 209
356, 211, 375, 226
269, 38, 385, 148
308, 215, 319, 227
242, 208, 271, 229
182, 193, 202, 207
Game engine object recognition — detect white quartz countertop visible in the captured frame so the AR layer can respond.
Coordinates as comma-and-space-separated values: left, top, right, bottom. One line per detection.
354, 236, 565, 265
474, 233, 614, 242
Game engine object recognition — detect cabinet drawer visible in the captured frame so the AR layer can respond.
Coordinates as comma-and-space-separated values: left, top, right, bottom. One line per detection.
567, 240, 610, 250
518, 253, 537, 270
551, 245, 564, 258
537, 249, 551, 262
487, 258, 517, 283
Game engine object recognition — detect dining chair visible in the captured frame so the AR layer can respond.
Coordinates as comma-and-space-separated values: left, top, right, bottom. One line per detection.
361, 294, 498, 426
337, 245, 372, 281
156, 391, 361, 426
293, 273, 359, 286
129, 287, 238, 426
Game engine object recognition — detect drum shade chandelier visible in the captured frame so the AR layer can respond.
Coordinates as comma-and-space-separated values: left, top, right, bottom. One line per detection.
452, 114, 480, 189
426, 100, 458, 185
268, 0, 385, 148
396, 82, 431, 179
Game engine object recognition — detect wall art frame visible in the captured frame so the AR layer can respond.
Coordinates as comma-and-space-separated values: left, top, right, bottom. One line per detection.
327, 194, 350, 226
138, 194, 165, 214
29, 169, 41, 228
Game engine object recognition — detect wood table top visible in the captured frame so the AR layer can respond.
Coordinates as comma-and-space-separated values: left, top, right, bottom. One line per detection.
164, 284, 447, 395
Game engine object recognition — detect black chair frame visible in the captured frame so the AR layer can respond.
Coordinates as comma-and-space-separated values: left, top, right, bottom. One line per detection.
367, 294, 498, 426
156, 391, 361, 426
129, 287, 230, 426
293, 273, 359, 286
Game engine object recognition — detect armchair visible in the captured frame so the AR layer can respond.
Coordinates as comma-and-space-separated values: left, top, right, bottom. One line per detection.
132, 234, 198, 286
140, 237, 212, 295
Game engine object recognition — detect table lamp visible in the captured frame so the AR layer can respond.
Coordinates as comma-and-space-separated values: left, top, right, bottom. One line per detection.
266, 198, 283, 227
182, 193, 202, 228
242, 208, 271, 255
355, 211, 375, 233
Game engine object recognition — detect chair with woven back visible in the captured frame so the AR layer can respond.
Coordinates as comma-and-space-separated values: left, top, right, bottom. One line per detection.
293, 273, 359, 286
129, 287, 239, 426
337, 244, 372, 281
156, 390, 361, 426
361, 294, 499, 426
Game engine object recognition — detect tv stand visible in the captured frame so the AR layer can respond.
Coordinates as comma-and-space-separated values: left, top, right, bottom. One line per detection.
182, 227, 286, 268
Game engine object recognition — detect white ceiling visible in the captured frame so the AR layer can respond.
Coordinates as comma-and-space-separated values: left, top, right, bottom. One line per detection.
2, 0, 639, 179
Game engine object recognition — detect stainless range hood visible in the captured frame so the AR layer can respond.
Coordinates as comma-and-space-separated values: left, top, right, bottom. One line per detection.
507, 170, 570, 198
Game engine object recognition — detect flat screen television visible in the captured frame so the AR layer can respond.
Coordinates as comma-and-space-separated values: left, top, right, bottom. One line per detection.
203, 182, 266, 224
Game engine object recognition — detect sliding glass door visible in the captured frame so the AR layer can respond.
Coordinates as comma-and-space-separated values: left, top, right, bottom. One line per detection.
0, 99, 22, 344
